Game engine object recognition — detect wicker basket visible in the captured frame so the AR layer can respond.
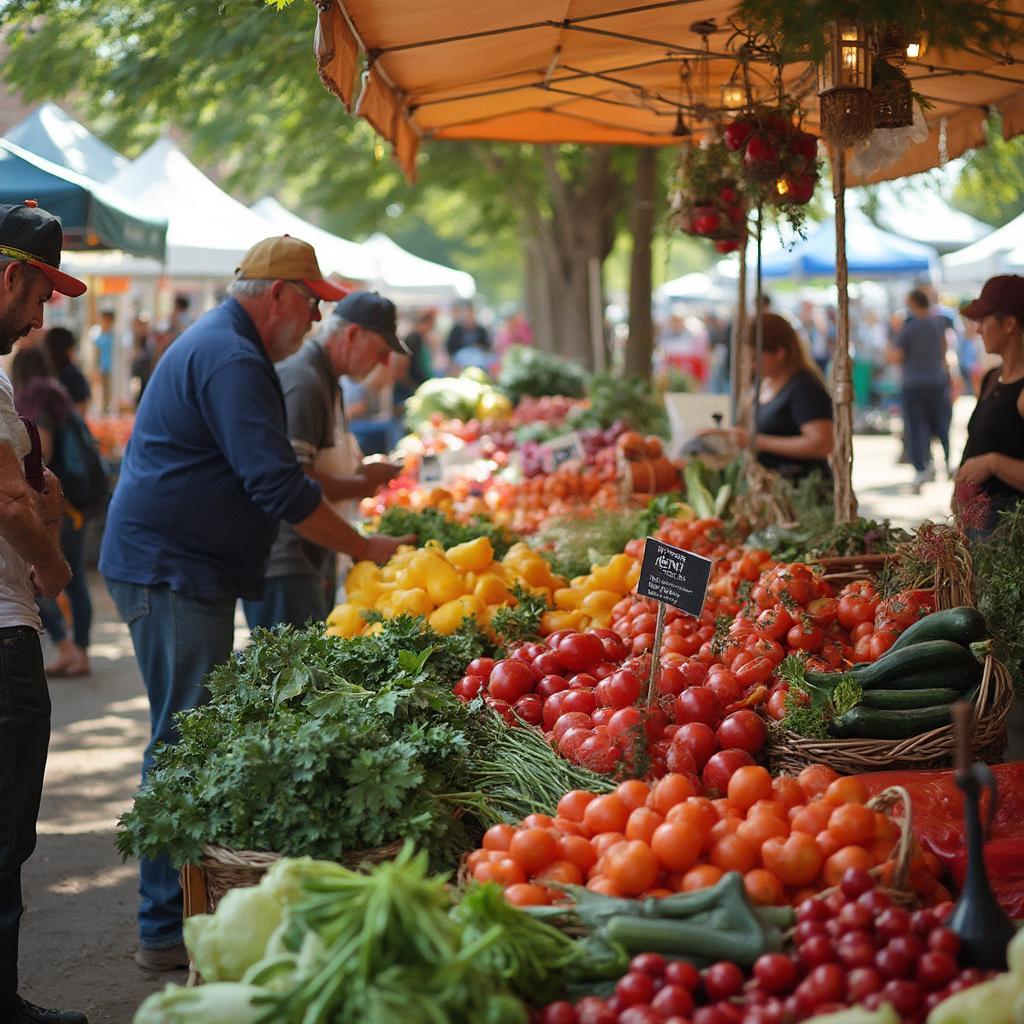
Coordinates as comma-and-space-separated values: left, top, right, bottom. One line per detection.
766, 652, 1013, 775
181, 840, 403, 986
812, 553, 894, 589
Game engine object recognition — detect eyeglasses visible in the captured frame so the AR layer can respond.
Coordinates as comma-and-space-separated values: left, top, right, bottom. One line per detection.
282, 281, 320, 316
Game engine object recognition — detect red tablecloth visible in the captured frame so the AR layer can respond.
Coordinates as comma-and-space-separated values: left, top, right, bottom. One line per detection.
859, 763, 1024, 917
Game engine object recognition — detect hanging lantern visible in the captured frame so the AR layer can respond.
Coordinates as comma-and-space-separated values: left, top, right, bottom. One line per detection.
721, 77, 746, 112
672, 110, 691, 137
872, 59, 914, 130
905, 35, 925, 60
818, 19, 874, 148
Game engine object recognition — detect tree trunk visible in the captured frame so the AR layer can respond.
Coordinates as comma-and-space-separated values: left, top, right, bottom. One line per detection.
517, 146, 621, 370
624, 146, 656, 378
524, 239, 557, 354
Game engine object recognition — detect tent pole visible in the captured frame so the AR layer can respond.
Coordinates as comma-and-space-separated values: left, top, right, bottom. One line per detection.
831, 147, 857, 523
732, 234, 748, 426
588, 257, 606, 372
750, 204, 764, 457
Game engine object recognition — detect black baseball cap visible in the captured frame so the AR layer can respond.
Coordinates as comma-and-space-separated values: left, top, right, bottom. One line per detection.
332, 290, 410, 355
0, 200, 86, 297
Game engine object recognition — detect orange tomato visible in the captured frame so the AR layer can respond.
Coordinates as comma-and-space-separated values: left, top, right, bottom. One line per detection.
586, 875, 624, 896
583, 794, 630, 836
744, 868, 786, 906
815, 829, 843, 861
616, 779, 652, 812
798, 764, 840, 800
822, 845, 873, 887
482, 823, 515, 851
868, 837, 895, 865
559, 834, 598, 874
522, 813, 557, 830
827, 803, 876, 846
508, 828, 559, 873
591, 831, 628, 857
625, 807, 665, 845
504, 883, 552, 907
746, 799, 788, 821
641, 887, 675, 899
650, 822, 702, 872
710, 834, 759, 874
557, 790, 598, 823
466, 849, 490, 873
474, 857, 527, 886
665, 802, 716, 851
772, 776, 805, 810
874, 812, 900, 842
605, 840, 661, 895
647, 773, 699, 815
761, 833, 825, 887
737, 813, 789, 848
727, 765, 774, 811
552, 817, 586, 837
709, 815, 743, 845
790, 802, 834, 835
535, 860, 584, 886
681, 864, 725, 891
825, 776, 869, 805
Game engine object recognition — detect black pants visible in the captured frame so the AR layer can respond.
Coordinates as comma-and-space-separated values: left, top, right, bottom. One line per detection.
902, 385, 951, 473
0, 628, 50, 1010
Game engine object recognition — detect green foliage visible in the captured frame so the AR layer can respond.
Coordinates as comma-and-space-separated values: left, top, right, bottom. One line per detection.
749, 516, 910, 564
403, 371, 497, 429
571, 374, 669, 437
737, 0, 1017, 62
970, 502, 1024, 694
374, 506, 517, 560
497, 346, 588, 404
489, 585, 549, 653
534, 509, 645, 581
953, 112, 1024, 228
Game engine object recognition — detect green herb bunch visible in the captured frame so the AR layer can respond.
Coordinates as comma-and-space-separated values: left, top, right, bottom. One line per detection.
374, 505, 518, 559
570, 374, 669, 438
497, 345, 588, 404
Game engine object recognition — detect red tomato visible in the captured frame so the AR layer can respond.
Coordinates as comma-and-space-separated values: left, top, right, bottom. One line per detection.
552, 711, 593, 741
716, 710, 767, 754
557, 632, 605, 672
673, 686, 723, 728
542, 691, 570, 731
837, 594, 875, 630
851, 620, 874, 642
568, 673, 598, 690
531, 650, 564, 679
558, 726, 592, 759
877, 593, 921, 628
561, 688, 597, 717
867, 631, 898, 661
578, 734, 622, 773
747, 637, 786, 665
453, 676, 482, 700
546, 629, 574, 648
806, 597, 838, 629
767, 688, 789, 720
671, 722, 718, 769
702, 748, 755, 797
853, 635, 874, 662
467, 657, 496, 677
707, 674, 743, 708
597, 669, 642, 709
735, 656, 774, 687
607, 706, 645, 741
488, 660, 534, 703
536, 674, 569, 700
786, 620, 825, 653
513, 694, 543, 725
755, 606, 794, 640
591, 707, 615, 727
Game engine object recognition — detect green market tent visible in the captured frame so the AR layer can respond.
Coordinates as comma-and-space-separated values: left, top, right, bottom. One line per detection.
0, 137, 166, 259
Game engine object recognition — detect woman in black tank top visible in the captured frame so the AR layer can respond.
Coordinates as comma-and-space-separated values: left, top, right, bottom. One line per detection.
956, 276, 1024, 534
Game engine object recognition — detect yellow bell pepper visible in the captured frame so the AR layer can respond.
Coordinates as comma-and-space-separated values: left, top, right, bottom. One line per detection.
424, 559, 465, 605
389, 588, 434, 617
474, 573, 512, 607
445, 536, 494, 572
580, 589, 622, 614
539, 609, 586, 635
347, 561, 378, 593
554, 587, 581, 611
428, 594, 485, 634
325, 602, 365, 637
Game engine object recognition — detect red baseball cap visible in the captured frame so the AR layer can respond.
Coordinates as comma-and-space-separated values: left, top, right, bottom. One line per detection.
961, 275, 1024, 322
0, 200, 87, 297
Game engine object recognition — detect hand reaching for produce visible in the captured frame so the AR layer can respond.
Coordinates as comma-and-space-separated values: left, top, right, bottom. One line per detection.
360, 532, 416, 564
361, 459, 405, 492
955, 453, 994, 486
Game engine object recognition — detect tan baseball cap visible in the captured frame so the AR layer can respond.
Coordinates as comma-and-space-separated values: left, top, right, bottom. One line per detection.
235, 235, 349, 301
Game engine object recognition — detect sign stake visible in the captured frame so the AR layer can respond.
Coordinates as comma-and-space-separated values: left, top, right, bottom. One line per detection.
645, 600, 667, 708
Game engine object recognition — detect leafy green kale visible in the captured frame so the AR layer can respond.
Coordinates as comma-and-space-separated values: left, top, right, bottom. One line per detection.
497, 345, 587, 404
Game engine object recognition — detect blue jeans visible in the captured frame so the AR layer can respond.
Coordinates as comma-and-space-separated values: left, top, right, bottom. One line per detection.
104, 579, 234, 949
902, 385, 951, 473
36, 517, 92, 649
242, 574, 328, 631
0, 627, 49, 1010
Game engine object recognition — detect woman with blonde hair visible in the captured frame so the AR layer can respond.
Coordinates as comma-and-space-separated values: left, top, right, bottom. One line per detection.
707, 312, 834, 481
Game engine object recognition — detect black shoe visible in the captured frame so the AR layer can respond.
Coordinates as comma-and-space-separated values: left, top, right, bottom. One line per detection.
8, 998, 88, 1024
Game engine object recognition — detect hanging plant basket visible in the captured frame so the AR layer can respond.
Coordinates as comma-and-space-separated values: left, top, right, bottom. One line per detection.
670, 140, 749, 251
872, 60, 914, 129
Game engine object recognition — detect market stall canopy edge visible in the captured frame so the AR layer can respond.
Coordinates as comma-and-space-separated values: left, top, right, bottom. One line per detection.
314, 0, 1024, 182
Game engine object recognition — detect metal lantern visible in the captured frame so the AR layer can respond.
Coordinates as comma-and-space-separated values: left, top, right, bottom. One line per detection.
818, 19, 875, 148
721, 78, 746, 111
873, 60, 914, 129
905, 35, 925, 60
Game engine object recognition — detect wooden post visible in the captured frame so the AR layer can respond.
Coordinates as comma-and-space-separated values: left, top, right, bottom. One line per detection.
831, 148, 858, 523
732, 236, 749, 426
750, 205, 765, 457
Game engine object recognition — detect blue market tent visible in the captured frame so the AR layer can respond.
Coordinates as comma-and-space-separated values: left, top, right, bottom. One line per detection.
4, 103, 127, 183
761, 214, 938, 279
0, 137, 166, 259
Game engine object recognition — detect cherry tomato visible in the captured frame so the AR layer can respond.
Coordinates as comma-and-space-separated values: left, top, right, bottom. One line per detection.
512, 694, 543, 725
629, 953, 668, 977
756, 606, 794, 640
734, 656, 774, 687
597, 669, 642, 709
753, 953, 798, 995
867, 631, 898, 661
615, 970, 656, 1007
557, 632, 605, 673
488, 660, 533, 703
540, 1001, 578, 1024
536, 674, 569, 700
786, 620, 825, 653
703, 961, 745, 1000
467, 657, 496, 677
578, 734, 622, 773
702, 748, 755, 797
716, 710, 767, 754
766, 688, 789, 720
805, 597, 838, 629
561, 688, 597, 716
838, 594, 875, 630
674, 687, 723, 728
453, 675, 482, 700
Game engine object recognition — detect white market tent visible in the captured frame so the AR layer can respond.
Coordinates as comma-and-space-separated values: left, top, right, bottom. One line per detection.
64, 137, 278, 279
251, 196, 369, 281
359, 232, 475, 306
657, 272, 729, 303
3, 102, 127, 183
941, 209, 1024, 287
851, 184, 989, 255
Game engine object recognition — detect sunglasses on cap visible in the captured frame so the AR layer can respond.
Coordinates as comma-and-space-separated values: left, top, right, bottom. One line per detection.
282, 280, 320, 316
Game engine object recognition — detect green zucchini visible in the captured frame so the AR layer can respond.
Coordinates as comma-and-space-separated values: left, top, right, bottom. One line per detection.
874, 661, 982, 692
888, 606, 987, 652
831, 702, 954, 740
860, 687, 963, 709
806, 639, 978, 691
605, 914, 771, 965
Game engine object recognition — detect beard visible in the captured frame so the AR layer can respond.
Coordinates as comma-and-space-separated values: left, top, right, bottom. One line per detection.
268, 314, 309, 363
0, 280, 34, 354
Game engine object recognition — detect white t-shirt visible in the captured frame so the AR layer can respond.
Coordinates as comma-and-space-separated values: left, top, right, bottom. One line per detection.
0, 369, 42, 630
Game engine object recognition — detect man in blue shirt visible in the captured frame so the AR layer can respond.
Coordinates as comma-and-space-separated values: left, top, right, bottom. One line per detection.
99, 236, 409, 971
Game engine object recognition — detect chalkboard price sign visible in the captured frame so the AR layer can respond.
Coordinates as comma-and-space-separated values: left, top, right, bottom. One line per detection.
541, 431, 585, 473
636, 537, 713, 619
419, 453, 442, 484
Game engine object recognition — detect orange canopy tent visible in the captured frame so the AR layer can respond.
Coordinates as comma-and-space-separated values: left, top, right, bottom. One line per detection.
312, 0, 1024, 182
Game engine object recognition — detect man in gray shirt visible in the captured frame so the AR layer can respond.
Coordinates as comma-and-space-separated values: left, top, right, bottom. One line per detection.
244, 291, 411, 629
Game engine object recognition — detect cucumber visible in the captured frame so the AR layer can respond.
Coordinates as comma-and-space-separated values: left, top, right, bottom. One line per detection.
876, 661, 982, 692
831, 703, 954, 739
806, 639, 978, 691
860, 687, 962, 709
888, 606, 987, 652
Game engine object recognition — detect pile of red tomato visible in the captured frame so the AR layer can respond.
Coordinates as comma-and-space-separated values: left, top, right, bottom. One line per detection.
532, 871, 989, 1024
453, 626, 768, 779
